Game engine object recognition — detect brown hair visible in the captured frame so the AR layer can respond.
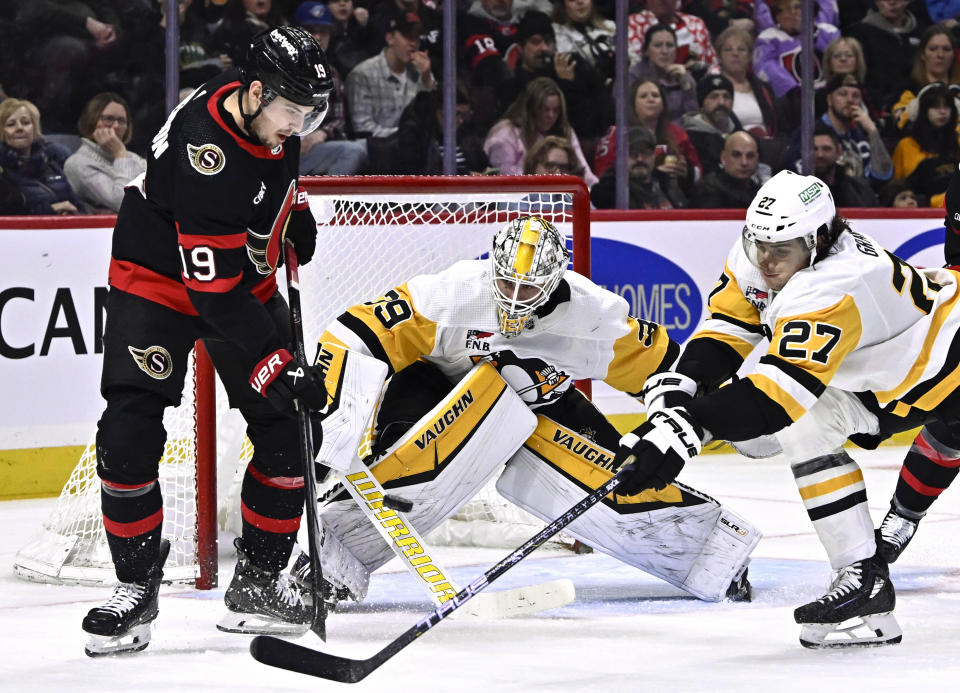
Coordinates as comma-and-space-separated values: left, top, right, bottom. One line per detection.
0, 98, 42, 146
523, 135, 585, 177
911, 25, 960, 87
77, 92, 133, 143
503, 77, 572, 147
627, 79, 681, 158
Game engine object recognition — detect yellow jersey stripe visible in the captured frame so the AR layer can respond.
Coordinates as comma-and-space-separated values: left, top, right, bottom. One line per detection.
603, 317, 671, 394
688, 330, 756, 359
746, 372, 807, 421
874, 284, 960, 404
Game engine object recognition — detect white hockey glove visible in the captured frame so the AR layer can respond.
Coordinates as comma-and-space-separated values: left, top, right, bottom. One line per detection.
614, 407, 704, 496
640, 371, 697, 418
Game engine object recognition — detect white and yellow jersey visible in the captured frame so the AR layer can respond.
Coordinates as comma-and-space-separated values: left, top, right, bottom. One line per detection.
320, 259, 676, 408
689, 228, 960, 433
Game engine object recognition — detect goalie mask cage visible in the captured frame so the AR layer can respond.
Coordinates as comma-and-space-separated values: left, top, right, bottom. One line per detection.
13, 175, 591, 590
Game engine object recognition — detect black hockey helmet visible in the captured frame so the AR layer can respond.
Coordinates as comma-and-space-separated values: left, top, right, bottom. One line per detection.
241, 26, 333, 134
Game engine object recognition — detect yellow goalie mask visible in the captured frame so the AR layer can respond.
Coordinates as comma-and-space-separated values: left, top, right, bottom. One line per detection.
491, 216, 569, 338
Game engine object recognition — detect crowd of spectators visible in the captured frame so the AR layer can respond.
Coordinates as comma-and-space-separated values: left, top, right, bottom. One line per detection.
2, 0, 960, 213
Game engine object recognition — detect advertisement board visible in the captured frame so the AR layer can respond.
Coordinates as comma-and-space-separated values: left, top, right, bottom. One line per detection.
0, 209, 947, 450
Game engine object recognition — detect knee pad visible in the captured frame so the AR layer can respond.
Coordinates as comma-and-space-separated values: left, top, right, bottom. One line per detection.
774, 388, 879, 463
95, 390, 169, 484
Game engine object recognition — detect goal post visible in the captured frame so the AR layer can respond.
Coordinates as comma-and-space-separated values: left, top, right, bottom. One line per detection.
14, 175, 592, 589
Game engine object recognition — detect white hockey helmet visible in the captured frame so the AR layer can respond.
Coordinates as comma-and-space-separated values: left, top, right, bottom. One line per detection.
491, 216, 569, 338
742, 170, 836, 270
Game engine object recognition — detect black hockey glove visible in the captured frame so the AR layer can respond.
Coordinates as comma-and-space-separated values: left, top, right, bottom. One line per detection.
639, 371, 697, 418
285, 186, 317, 265
249, 348, 327, 416
613, 407, 704, 496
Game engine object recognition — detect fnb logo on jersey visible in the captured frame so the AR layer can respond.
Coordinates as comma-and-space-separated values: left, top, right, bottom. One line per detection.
592, 238, 702, 343
465, 329, 494, 350
745, 286, 769, 311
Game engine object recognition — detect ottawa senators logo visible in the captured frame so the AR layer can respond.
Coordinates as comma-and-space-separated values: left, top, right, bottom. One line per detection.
128, 345, 173, 380
187, 143, 225, 175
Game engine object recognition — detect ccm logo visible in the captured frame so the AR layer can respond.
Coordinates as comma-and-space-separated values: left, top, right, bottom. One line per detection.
250, 351, 288, 394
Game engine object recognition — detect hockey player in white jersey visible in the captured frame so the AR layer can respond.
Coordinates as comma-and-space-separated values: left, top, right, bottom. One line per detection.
311, 215, 760, 609
616, 169, 960, 648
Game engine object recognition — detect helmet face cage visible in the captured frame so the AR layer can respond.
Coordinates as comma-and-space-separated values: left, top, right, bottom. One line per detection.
245, 27, 333, 135
491, 216, 569, 338
741, 171, 834, 273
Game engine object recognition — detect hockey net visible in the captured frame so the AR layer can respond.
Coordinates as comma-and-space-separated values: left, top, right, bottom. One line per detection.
13, 175, 591, 588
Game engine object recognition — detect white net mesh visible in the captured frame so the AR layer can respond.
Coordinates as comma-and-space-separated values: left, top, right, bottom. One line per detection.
13, 179, 585, 586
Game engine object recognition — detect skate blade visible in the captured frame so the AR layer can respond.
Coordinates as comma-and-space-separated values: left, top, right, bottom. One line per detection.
216, 611, 311, 636
84, 623, 152, 657
799, 611, 903, 649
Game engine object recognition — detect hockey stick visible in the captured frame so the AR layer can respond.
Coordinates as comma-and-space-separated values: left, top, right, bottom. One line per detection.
284, 240, 327, 640
249, 459, 636, 683
338, 455, 575, 619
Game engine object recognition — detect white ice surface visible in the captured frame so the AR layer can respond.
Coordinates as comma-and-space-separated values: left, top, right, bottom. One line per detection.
2, 448, 960, 692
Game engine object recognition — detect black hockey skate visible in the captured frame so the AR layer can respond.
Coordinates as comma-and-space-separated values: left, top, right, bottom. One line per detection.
725, 566, 753, 602
217, 538, 315, 636
292, 549, 350, 612
875, 503, 921, 564
794, 555, 901, 648
82, 539, 170, 657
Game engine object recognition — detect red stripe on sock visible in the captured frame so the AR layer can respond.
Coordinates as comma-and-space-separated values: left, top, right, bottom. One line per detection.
915, 433, 960, 468
102, 478, 157, 491
241, 501, 302, 534
247, 464, 305, 490
901, 466, 947, 497
102, 509, 163, 538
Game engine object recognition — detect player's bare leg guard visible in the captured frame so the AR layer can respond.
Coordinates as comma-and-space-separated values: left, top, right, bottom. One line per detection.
497, 416, 760, 601
318, 363, 537, 599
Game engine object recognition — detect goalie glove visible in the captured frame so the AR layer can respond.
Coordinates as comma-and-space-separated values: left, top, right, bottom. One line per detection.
249, 348, 327, 417
614, 407, 704, 496
640, 371, 698, 418
285, 186, 317, 265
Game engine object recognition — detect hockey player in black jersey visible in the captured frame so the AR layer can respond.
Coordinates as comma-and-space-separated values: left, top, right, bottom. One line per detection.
82, 27, 333, 657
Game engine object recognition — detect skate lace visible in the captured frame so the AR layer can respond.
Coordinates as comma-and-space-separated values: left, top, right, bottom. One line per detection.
100, 582, 147, 617
879, 512, 916, 548
819, 564, 863, 604
274, 573, 306, 608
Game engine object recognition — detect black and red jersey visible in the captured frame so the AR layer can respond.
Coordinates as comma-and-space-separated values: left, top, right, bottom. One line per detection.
109, 69, 301, 362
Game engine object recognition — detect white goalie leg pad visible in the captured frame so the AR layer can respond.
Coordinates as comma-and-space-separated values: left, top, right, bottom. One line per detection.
318, 362, 537, 597
314, 342, 389, 472
497, 417, 760, 601
315, 517, 371, 601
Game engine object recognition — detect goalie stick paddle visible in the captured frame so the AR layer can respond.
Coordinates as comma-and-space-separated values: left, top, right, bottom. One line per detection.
284, 240, 327, 641
249, 458, 636, 683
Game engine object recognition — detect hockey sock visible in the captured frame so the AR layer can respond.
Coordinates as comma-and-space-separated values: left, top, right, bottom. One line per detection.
892, 421, 960, 519
792, 451, 875, 569
240, 459, 305, 573
101, 478, 163, 583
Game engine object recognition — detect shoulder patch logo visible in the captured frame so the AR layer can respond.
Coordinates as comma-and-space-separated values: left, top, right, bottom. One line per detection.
187, 143, 225, 175
128, 345, 173, 380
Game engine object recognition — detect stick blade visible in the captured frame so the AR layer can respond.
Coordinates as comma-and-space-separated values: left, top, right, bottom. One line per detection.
249, 635, 372, 683
455, 578, 576, 619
